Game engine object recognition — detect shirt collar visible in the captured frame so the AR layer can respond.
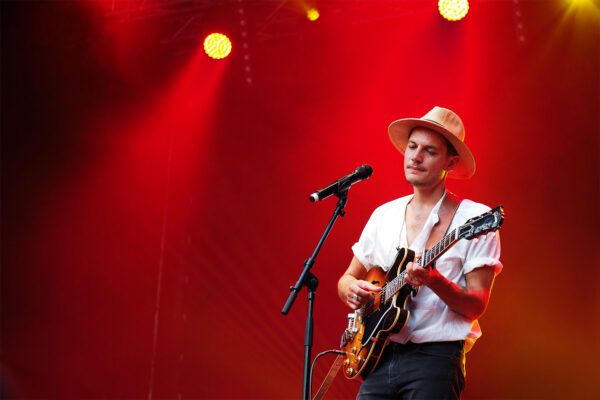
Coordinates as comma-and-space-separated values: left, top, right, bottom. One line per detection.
403, 189, 447, 222
429, 189, 448, 225
404, 189, 448, 251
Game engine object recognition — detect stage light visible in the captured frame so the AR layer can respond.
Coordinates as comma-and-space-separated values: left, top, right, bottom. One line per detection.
438, 0, 469, 21
203, 33, 232, 59
307, 8, 320, 21
565, 0, 600, 11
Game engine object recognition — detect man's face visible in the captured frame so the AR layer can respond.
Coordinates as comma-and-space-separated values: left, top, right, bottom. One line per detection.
403, 127, 458, 188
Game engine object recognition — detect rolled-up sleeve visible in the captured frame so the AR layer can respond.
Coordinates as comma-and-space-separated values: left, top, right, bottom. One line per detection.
463, 230, 502, 275
351, 209, 380, 271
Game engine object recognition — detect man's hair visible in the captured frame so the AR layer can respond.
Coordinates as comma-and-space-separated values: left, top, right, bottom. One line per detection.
408, 128, 458, 157
443, 137, 458, 157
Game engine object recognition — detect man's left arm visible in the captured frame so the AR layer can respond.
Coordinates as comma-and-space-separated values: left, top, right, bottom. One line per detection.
415, 265, 497, 320
406, 230, 502, 320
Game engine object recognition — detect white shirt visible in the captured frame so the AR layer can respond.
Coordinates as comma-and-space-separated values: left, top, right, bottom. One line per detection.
352, 192, 502, 351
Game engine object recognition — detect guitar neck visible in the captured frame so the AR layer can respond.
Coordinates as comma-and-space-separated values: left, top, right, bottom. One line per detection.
422, 228, 459, 268
381, 228, 459, 303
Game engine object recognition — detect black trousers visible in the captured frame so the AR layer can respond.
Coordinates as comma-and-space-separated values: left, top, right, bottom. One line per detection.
357, 341, 466, 400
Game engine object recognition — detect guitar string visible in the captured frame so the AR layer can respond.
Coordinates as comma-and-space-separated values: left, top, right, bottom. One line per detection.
366, 226, 458, 314
362, 201, 409, 317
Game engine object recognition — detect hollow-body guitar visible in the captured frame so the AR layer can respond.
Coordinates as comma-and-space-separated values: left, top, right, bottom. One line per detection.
340, 205, 504, 379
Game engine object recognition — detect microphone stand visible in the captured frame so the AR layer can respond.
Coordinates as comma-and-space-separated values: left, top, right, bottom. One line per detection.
282, 190, 349, 400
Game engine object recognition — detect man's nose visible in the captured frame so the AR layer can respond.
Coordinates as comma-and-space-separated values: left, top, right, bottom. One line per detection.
411, 148, 423, 162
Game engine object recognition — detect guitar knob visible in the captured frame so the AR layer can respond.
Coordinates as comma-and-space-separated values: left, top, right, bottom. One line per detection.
351, 346, 357, 354
343, 358, 350, 366
356, 356, 362, 363
346, 368, 355, 376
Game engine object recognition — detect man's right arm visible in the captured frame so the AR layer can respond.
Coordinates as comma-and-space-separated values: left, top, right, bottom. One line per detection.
338, 256, 381, 310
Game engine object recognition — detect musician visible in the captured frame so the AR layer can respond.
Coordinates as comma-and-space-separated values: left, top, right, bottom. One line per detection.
338, 107, 502, 399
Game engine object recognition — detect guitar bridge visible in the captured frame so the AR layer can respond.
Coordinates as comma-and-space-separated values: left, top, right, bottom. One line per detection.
341, 311, 360, 347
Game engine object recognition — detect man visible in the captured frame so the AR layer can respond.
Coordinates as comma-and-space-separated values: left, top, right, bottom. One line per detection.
338, 106, 502, 399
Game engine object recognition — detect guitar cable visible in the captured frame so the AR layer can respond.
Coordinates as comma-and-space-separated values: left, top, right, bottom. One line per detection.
309, 349, 347, 399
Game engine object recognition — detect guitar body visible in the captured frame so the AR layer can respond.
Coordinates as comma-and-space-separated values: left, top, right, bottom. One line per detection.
341, 248, 415, 379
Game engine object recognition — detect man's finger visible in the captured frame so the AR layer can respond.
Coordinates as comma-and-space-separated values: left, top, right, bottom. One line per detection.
358, 281, 382, 292
355, 288, 374, 299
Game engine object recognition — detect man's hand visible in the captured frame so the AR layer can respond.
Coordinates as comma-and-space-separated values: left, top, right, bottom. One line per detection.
338, 257, 382, 310
404, 250, 498, 320
345, 280, 381, 310
405, 253, 441, 287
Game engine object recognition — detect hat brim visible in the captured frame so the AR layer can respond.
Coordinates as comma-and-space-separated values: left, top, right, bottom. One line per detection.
388, 118, 476, 179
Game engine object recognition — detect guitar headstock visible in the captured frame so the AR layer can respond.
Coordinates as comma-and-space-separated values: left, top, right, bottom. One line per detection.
457, 205, 504, 240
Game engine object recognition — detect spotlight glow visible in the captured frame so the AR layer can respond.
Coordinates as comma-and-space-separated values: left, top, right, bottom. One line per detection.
203, 33, 232, 59
438, 0, 469, 21
307, 8, 320, 21
564, 0, 600, 13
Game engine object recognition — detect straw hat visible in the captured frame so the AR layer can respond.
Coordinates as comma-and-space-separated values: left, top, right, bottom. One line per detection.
388, 106, 475, 179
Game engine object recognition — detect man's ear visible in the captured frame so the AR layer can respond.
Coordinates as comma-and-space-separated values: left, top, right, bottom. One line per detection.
445, 155, 460, 172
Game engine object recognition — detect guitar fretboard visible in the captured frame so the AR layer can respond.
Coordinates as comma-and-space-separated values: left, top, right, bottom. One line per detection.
375, 227, 459, 307
422, 228, 458, 268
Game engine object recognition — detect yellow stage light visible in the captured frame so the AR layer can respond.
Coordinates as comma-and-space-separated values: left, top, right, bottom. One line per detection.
203, 33, 232, 60
307, 8, 320, 21
560, 0, 600, 22
565, 0, 600, 12
438, 0, 469, 21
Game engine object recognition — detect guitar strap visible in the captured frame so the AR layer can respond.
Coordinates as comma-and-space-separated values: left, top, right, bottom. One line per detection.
313, 192, 463, 400
424, 191, 463, 255
312, 354, 344, 400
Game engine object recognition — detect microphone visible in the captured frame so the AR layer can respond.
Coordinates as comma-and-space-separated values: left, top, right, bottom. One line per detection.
309, 165, 373, 202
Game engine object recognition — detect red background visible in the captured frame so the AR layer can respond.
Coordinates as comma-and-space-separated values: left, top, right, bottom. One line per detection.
2, 1, 599, 399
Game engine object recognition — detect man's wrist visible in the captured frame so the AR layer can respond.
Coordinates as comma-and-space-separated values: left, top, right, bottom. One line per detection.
426, 268, 445, 288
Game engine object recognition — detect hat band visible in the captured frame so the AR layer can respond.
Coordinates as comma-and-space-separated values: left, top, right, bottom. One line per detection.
422, 118, 444, 127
